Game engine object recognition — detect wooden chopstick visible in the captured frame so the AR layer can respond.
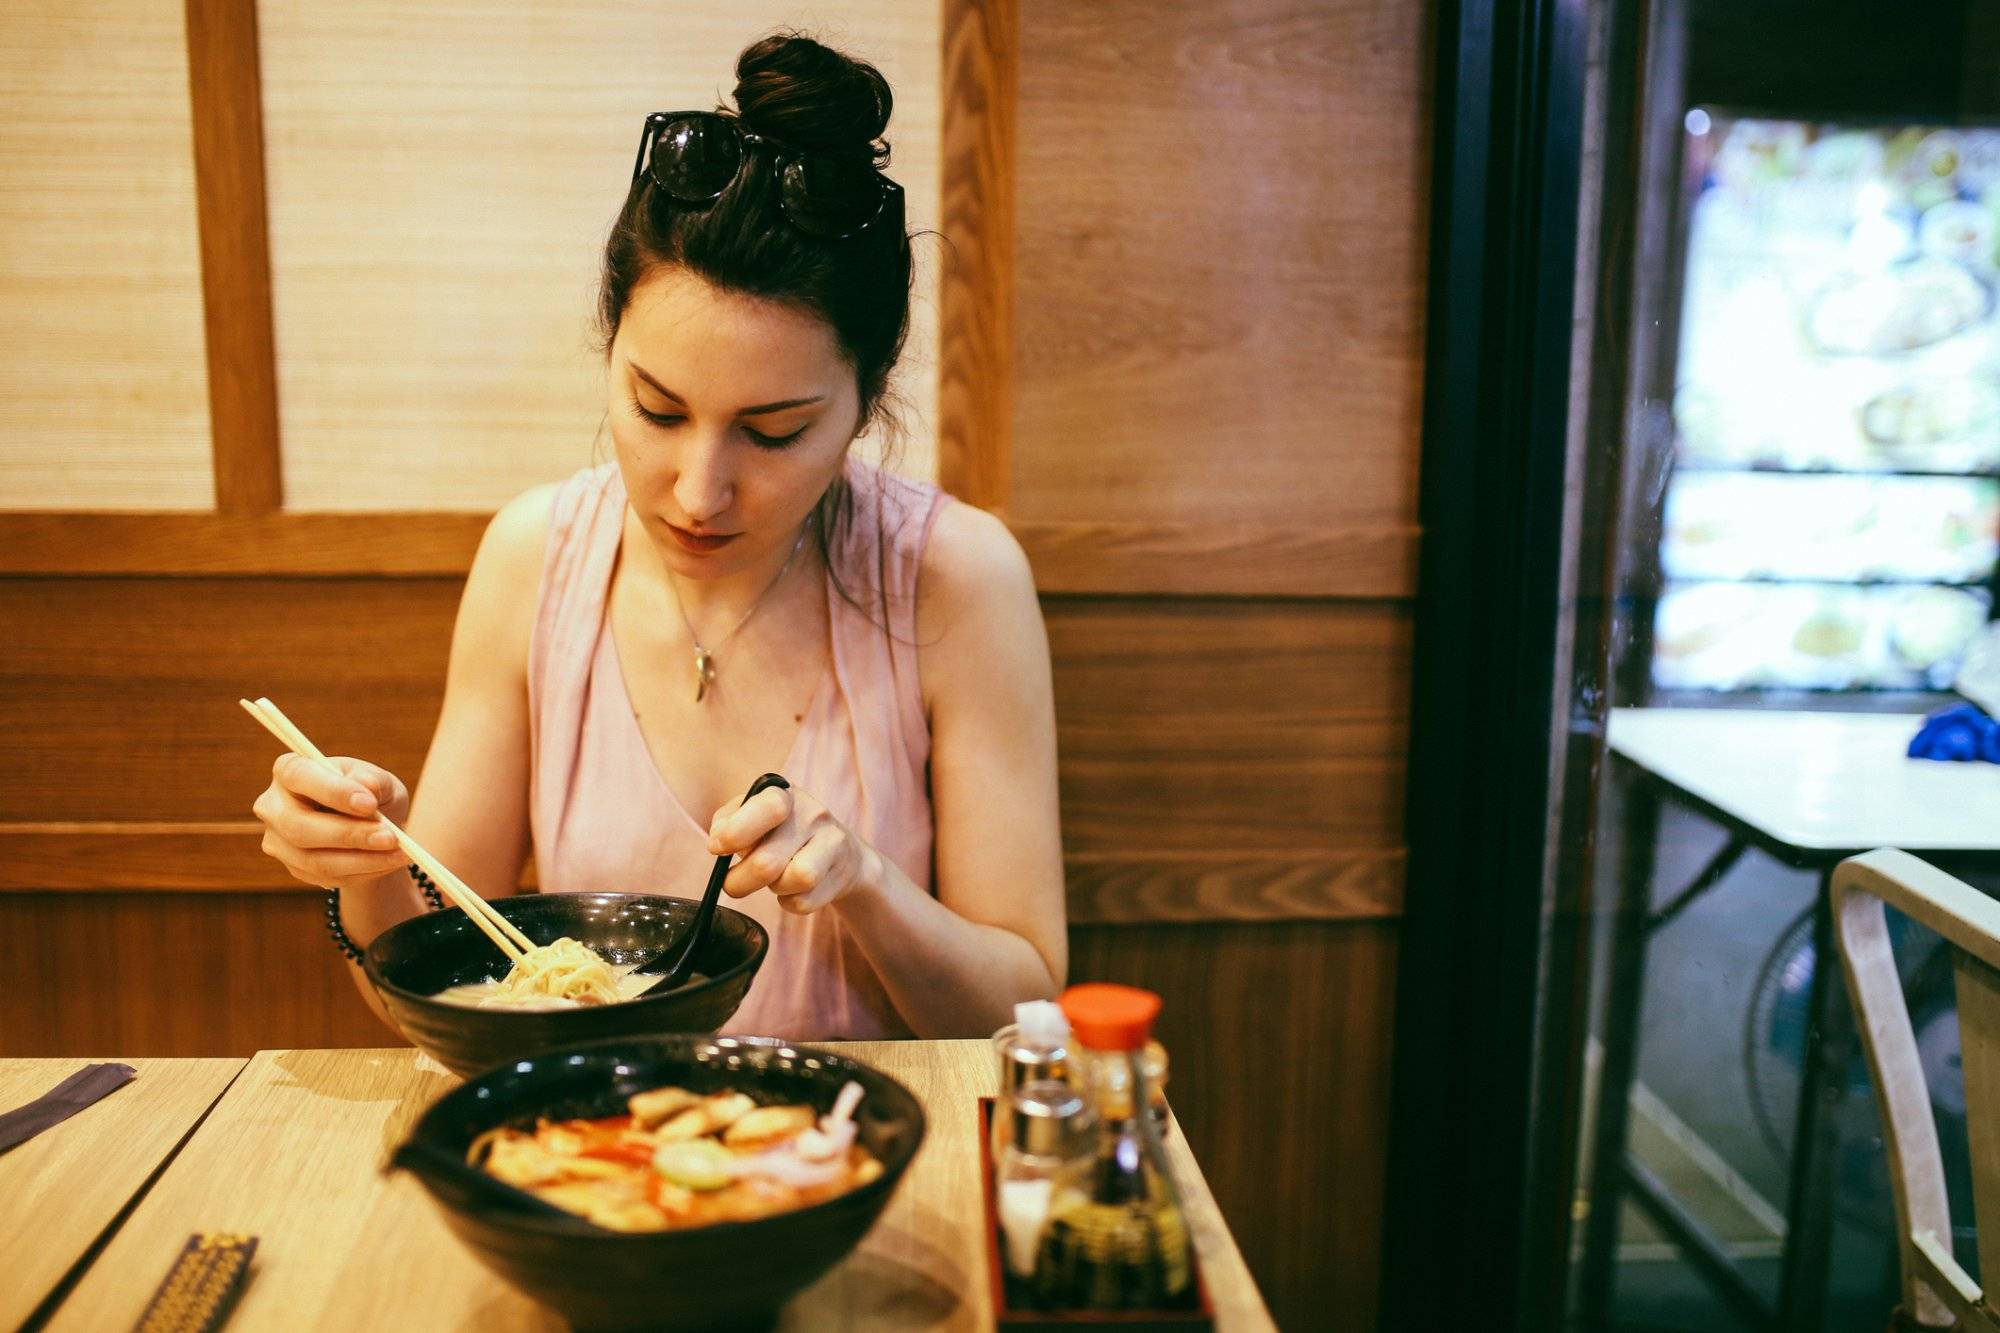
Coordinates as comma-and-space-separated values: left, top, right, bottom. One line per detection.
238, 697, 533, 961
240, 696, 530, 959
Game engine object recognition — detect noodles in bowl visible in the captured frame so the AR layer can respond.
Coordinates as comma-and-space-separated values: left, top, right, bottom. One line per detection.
434, 937, 676, 1010
362, 892, 766, 1077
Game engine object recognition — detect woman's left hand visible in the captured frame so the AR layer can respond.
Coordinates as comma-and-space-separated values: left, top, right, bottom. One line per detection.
708, 780, 881, 915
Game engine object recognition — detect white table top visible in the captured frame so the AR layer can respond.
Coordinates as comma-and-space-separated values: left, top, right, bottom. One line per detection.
1607, 708, 2000, 854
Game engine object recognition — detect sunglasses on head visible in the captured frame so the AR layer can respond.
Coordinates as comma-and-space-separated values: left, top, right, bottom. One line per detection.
631, 110, 902, 241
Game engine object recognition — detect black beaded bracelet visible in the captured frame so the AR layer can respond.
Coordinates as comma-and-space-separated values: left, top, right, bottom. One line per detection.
324, 864, 447, 961
410, 863, 447, 912
323, 889, 364, 961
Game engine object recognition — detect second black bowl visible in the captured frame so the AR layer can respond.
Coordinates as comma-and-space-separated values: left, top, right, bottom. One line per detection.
390, 1035, 926, 1331
363, 892, 769, 1077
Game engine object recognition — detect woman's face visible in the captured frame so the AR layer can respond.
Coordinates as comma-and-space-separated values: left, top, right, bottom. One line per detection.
608, 265, 860, 580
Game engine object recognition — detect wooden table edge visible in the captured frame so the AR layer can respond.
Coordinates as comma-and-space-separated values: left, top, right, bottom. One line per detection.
13, 1056, 250, 1332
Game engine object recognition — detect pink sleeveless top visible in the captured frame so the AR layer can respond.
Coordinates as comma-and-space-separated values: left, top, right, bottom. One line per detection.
527, 458, 949, 1040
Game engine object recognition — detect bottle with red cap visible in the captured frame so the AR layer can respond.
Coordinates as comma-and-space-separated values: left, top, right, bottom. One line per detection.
1028, 982, 1193, 1309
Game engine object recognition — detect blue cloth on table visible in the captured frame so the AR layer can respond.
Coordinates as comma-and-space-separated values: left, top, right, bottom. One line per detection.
1908, 703, 2000, 764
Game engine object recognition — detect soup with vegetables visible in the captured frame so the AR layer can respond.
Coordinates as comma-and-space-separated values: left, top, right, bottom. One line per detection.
469, 1081, 879, 1231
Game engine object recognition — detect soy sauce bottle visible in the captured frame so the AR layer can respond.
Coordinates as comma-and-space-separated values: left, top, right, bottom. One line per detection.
1030, 983, 1193, 1309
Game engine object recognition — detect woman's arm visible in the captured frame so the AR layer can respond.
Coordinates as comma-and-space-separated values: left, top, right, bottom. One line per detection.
382, 484, 552, 903
333, 484, 552, 1021
710, 501, 1066, 1036
254, 484, 552, 1027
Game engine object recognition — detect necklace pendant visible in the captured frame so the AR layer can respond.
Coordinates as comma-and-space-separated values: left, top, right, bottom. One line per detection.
693, 647, 716, 702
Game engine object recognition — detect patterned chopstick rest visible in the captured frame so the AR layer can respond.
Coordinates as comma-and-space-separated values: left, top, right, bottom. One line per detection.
132, 1233, 259, 1333
0, 1062, 135, 1153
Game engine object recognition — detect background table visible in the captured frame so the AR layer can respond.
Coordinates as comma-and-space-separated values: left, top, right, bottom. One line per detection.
42, 1041, 1273, 1331
0, 1057, 244, 1330
1579, 709, 2000, 1332
1603, 709, 2000, 854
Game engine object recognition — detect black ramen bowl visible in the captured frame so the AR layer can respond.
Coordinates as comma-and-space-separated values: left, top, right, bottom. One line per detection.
390, 1035, 927, 1332
362, 892, 768, 1078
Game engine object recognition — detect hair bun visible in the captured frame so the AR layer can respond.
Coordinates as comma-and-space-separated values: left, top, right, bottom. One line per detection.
732, 33, 892, 165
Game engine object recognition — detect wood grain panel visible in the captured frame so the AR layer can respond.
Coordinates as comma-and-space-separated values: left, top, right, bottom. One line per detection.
0, 824, 275, 892
1047, 598, 1410, 852
1064, 849, 1402, 923
938, 0, 1016, 510
185, 0, 282, 514
0, 0, 213, 510
0, 583, 1410, 852
1017, 519, 1419, 598
0, 512, 1415, 595
255, 1, 944, 510
1072, 918, 1397, 1333
0, 578, 458, 822
0, 824, 1402, 924
1008, 0, 1430, 531
0, 892, 387, 1055
0, 512, 489, 575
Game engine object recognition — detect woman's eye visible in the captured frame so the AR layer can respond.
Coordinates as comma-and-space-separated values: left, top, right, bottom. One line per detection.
744, 424, 807, 450
630, 401, 683, 428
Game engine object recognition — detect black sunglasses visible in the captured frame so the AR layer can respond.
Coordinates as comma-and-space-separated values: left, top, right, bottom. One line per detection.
631, 110, 902, 241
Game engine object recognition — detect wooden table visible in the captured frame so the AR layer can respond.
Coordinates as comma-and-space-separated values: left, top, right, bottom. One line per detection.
36, 1042, 1273, 1330
0, 1057, 245, 1330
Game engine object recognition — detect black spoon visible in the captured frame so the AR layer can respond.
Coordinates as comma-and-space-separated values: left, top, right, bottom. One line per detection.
637, 772, 789, 997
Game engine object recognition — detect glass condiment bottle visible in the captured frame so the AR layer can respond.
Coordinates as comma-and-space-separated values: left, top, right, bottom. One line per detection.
994, 1076, 1091, 1279
1092, 1034, 1170, 1127
1031, 983, 1194, 1310
991, 999, 1071, 1161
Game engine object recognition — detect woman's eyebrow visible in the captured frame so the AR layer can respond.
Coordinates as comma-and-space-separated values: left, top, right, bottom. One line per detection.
627, 360, 827, 416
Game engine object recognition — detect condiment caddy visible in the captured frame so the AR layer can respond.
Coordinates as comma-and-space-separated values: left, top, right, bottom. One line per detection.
980, 986, 1214, 1329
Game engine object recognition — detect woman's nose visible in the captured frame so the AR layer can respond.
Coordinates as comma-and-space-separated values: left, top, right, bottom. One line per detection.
674, 434, 734, 524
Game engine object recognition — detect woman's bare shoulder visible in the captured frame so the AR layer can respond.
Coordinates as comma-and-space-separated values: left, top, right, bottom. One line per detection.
454, 482, 563, 674
916, 500, 1044, 709
479, 481, 563, 578
919, 500, 1034, 608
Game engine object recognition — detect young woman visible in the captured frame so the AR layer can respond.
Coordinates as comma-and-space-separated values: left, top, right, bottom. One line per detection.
251, 33, 1065, 1040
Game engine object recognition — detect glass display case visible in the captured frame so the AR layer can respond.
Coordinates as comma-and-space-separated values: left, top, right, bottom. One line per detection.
1651, 117, 2000, 696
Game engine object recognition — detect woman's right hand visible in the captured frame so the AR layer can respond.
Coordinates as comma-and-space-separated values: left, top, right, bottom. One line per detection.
252, 753, 412, 891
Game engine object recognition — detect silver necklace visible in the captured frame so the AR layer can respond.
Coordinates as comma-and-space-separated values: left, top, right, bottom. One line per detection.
665, 520, 811, 702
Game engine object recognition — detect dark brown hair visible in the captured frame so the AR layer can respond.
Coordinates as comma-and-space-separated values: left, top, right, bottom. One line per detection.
597, 32, 911, 431
597, 32, 914, 615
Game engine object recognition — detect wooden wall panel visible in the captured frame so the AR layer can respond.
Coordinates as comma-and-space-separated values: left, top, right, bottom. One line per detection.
1008, 0, 1430, 532
0, 582, 1407, 920
186, 0, 283, 514
979, 1, 1434, 1324
0, 579, 455, 823
2, 6, 1434, 1332
0, 892, 385, 1055
256, 0, 945, 510
1072, 919, 1396, 1333
1047, 599, 1409, 854
937, 0, 1015, 510
0, 0, 213, 510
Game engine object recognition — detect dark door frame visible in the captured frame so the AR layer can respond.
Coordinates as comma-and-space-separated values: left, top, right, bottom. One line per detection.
1380, 0, 1631, 1326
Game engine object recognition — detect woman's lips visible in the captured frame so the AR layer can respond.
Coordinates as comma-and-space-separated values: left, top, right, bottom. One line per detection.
667, 523, 738, 554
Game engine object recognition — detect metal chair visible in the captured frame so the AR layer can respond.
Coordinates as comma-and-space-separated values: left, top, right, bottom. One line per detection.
1833, 849, 2000, 1331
